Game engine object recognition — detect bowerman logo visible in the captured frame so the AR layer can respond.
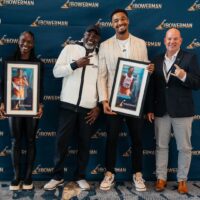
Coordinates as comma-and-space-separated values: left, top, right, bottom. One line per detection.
156, 19, 193, 30
91, 129, 107, 139
0, 0, 34, 6
188, 0, 200, 11
0, 35, 18, 45
123, 147, 132, 157
32, 164, 54, 175
91, 164, 106, 174
125, 0, 162, 10
119, 132, 128, 137
67, 146, 78, 155
30, 16, 68, 27
186, 39, 200, 49
43, 96, 60, 101
0, 146, 11, 156
32, 165, 68, 174
193, 115, 200, 120
67, 146, 97, 155
123, 147, 155, 157
61, 0, 99, 9
143, 150, 155, 155
192, 150, 200, 155
96, 18, 112, 27
91, 164, 126, 174
21, 149, 27, 155
62, 37, 79, 47
36, 128, 56, 139
37, 55, 57, 64
146, 41, 161, 47
167, 168, 177, 173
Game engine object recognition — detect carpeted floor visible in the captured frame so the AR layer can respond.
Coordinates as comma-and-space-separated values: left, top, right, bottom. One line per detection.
1, 181, 200, 200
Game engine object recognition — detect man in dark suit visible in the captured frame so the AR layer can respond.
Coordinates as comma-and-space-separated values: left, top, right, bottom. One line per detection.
147, 28, 200, 194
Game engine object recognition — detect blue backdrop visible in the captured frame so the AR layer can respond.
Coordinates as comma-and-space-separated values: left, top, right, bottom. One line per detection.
0, 0, 200, 181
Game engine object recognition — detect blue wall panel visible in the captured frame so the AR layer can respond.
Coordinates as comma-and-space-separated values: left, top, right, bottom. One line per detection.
0, 0, 200, 181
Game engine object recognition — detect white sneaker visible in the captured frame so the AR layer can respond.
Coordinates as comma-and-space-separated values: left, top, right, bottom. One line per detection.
43, 179, 64, 190
76, 179, 90, 190
133, 173, 146, 192
100, 171, 115, 191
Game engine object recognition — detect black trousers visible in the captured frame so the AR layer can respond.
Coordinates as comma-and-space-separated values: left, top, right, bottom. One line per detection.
9, 117, 38, 180
105, 115, 143, 174
53, 108, 93, 181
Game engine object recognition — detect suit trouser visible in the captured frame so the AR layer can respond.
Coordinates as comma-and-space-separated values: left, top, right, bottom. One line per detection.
53, 108, 93, 181
9, 117, 38, 180
105, 115, 143, 174
155, 114, 193, 181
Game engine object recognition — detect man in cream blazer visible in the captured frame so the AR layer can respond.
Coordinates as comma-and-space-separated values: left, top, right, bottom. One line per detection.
98, 31, 148, 102
98, 8, 153, 192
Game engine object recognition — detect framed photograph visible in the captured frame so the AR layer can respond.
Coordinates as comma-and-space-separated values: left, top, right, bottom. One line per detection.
4, 61, 40, 116
110, 58, 150, 117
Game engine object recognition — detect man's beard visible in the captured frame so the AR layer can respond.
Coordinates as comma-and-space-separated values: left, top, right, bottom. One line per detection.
84, 43, 96, 50
118, 29, 127, 35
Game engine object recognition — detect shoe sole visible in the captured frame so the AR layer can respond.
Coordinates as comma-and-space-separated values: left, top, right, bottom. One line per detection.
9, 185, 20, 191
155, 188, 165, 192
132, 182, 146, 192
44, 182, 64, 191
135, 187, 147, 192
178, 190, 188, 194
100, 182, 115, 191
155, 184, 167, 192
80, 187, 90, 191
22, 184, 33, 190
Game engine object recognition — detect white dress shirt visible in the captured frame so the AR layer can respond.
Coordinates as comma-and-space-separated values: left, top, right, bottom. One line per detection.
164, 49, 186, 82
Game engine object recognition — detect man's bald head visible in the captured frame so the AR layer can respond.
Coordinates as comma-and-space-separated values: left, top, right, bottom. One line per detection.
165, 28, 181, 38
164, 28, 182, 56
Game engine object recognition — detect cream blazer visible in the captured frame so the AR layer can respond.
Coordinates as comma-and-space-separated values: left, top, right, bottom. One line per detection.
97, 34, 149, 102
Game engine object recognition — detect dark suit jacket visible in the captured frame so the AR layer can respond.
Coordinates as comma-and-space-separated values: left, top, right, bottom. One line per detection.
147, 49, 200, 117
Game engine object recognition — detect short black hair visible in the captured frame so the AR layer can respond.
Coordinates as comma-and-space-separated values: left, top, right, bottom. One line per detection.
14, 31, 36, 60
20, 31, 35, 41
110, 9, 128, 20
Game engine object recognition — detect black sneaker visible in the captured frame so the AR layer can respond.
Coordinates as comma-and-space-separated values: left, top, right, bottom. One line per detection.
9, 179, 21, 191
22, 178, 33, 190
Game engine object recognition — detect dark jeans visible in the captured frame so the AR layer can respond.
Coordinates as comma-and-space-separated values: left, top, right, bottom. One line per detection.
9, 117, 38, 180
105, 115, 143, 174
53, 108, 93, 181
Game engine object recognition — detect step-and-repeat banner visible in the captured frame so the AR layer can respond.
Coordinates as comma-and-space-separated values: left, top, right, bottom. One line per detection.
0, 0, 200, 181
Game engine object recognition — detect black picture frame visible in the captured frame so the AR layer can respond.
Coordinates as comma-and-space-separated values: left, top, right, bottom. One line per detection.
110, 57, 150, 117
4, 61, 40, 116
